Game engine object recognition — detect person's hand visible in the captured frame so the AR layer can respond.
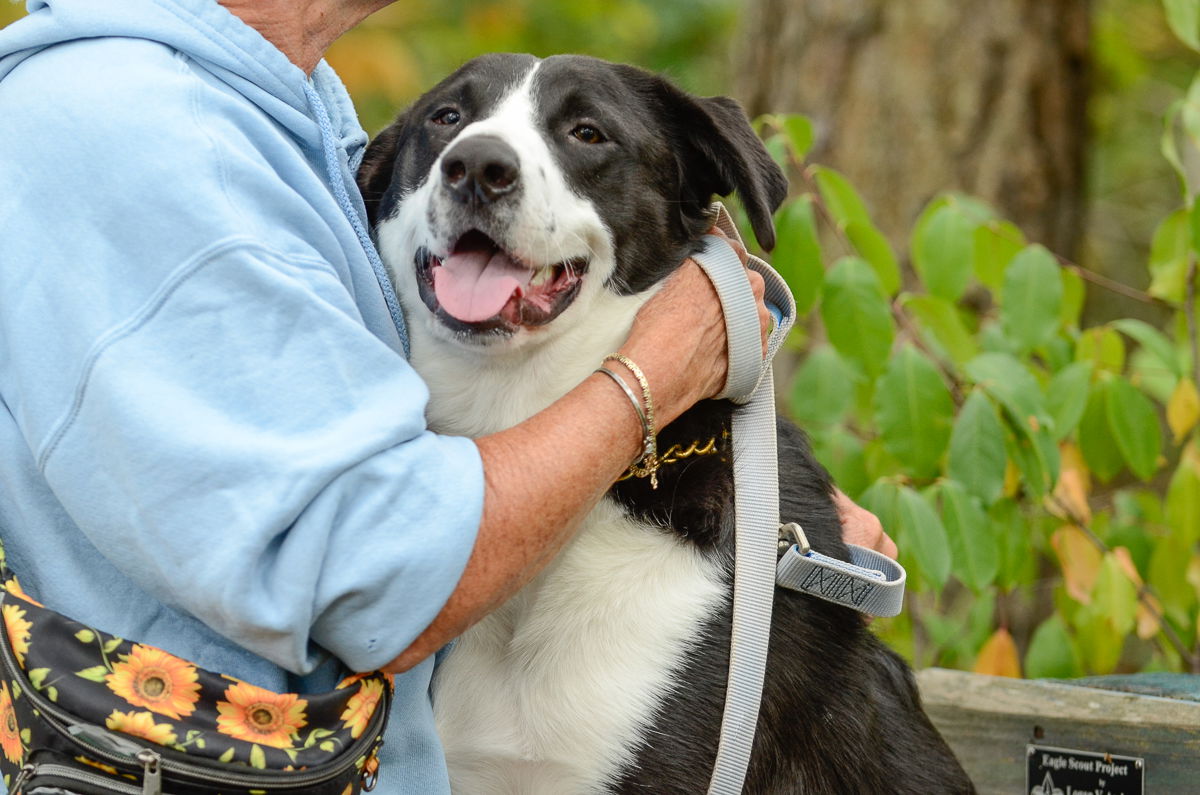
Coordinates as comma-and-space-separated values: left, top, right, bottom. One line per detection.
832, 488, 897, 560
619, 234, 771, 429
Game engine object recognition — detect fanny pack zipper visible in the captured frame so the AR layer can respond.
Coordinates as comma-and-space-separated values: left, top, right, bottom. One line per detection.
16, 761, 147, 794
0, 594, 389, 792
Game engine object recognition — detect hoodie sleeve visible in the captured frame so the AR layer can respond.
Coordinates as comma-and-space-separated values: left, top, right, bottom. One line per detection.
0, 38, 483, 673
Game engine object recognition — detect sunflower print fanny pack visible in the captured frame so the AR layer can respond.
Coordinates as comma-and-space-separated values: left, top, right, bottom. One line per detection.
0, 542, 392, 795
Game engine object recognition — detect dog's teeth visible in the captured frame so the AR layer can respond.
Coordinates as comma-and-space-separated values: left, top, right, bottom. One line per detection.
530, 266, 554, 287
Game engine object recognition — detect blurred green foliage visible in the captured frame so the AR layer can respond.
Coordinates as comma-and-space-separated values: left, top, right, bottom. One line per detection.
325, 0, 737, 133
756, 0, 1200, 670
1088, 0, 1200, 323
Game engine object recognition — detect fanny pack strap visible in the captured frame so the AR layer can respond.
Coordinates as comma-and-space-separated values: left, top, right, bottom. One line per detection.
694, 204, 906, 794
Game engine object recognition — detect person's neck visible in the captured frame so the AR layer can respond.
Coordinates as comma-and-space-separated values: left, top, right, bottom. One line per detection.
219, 0, 392, 74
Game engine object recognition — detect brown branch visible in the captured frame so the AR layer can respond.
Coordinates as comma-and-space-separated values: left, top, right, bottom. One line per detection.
1057, 257, 1177, 311
890, 300, 967, 406
799, 166, 856, 258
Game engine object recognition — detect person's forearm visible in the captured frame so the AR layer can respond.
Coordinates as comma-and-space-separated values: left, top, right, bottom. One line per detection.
385, 260, 757, 672
386, 371, 645, 671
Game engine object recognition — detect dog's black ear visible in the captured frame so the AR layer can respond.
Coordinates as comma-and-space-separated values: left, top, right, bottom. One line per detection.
655, 83, 789, 251
358, 119, 406, 227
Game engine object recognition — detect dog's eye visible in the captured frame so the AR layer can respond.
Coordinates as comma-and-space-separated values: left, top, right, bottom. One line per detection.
570, 125, 607, 144
431, 107, 462, 126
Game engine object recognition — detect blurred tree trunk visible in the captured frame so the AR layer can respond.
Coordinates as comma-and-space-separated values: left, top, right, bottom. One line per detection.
734, 0, 1090, 260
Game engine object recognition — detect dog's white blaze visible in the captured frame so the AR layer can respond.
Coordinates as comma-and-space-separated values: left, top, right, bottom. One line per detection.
376, 59, 625, 368
376, 58, 652, 436
434, 500, 726, 793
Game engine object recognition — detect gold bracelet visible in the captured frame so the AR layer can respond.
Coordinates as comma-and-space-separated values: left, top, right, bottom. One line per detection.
602, 353, 660, 489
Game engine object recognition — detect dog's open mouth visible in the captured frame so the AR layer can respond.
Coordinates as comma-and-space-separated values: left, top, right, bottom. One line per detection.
415, 230, 587, 333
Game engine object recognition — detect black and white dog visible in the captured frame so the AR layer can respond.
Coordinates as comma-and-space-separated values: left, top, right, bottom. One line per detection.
360, 53, 973, 794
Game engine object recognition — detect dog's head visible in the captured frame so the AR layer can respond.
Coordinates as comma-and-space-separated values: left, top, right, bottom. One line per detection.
360, 53, 787, 349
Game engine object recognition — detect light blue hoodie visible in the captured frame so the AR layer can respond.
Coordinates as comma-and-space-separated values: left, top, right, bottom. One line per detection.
0, 1, 484, 790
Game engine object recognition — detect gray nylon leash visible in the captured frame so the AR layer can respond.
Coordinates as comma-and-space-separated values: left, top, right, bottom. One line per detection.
694, 204, 907, 794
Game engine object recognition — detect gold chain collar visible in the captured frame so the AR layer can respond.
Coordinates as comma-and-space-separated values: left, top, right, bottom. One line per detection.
618, 432, 727, 483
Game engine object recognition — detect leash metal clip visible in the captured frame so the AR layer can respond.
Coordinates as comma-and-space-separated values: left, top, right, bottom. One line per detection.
777, 522, 810, 558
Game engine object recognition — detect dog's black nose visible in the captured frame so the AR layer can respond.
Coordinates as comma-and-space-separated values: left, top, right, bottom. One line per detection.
441, 135, 520, 206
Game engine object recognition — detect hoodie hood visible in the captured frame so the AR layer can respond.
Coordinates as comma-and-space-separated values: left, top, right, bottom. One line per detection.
0, 0, 365, 153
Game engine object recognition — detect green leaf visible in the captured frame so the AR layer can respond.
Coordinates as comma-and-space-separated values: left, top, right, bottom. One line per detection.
74, 666, 109, 683
1112, 318, 1182, 378
218, 748, 236, 764
972, 220, 1025, 291
1060, 268, 1085, 330
1076, 326, 1126, 373
896, 486, 952, 589
947, 389, 1008, 505
1001, 245, 1063, 353
74, 629, 95, 644
46, 686, 57, 703
965, 353, 1055, 439
1149, 207, 1191, 302
1078, 379, 1125, 483
772, 197, 824, 315
1106, 376, 1163, 481
781, 114, 814, 161
102, 637, 123, 655
1185, 70, 1200, 146
846, 221, 901, 295
1093, 553, 1138, 638
27, 668, 49, 689
1042, 336, 1075, 373
763, 135, 789, 171
1024, 615, 1083, 679
1166, 449, 1200, 544
978, 321, 1018, 355
939, 480, 998, 592
820, 257, 896, 377
790, 346, 858, 427
1165, 0, 1200, 50
1003, 420, 1056, 499
873, 345, 955, 479
813, 166, 872, 229
810, 428, 870, 499
250, 744, 266, 770
1045, 361, 1093, 440
858, 478, 901, 533
1162, 100, 1189, 198
901, 293, 980, 367
1149, 535, 1198, 612
912, 204, 976, 301
1132, 349, 1179, 404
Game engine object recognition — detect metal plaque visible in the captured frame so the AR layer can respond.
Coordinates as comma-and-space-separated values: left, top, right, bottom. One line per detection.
1027, 744, 1144, 795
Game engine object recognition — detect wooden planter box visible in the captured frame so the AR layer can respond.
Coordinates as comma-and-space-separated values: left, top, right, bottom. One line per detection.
916, 668, 1200, 794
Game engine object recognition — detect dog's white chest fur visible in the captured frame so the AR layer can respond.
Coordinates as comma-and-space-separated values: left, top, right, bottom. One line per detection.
432, 499, 725, 794
414, 321, 728, 794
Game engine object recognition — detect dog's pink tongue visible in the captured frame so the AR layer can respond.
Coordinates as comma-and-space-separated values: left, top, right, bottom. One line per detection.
434, 249, 532, 322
